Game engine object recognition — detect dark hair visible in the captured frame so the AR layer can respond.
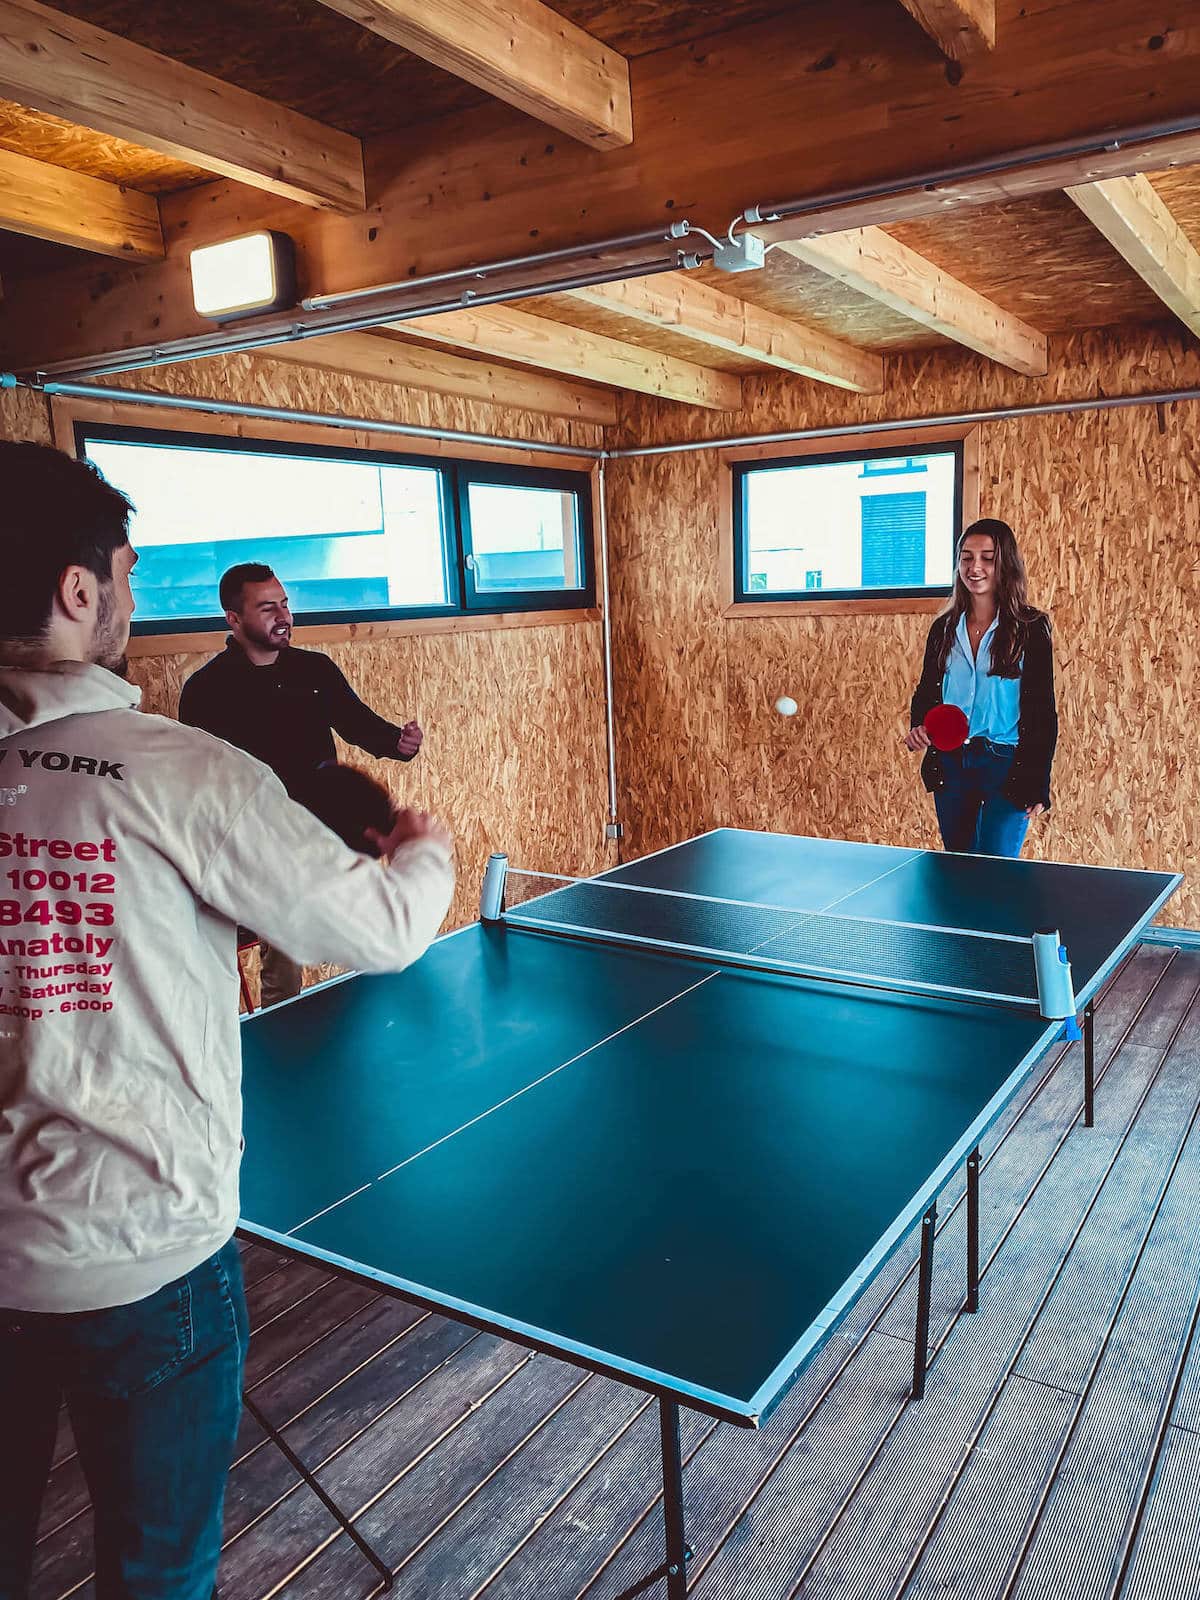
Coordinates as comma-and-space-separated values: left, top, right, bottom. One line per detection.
941, 518, 1037, 678
0, 441, 133, 640
297, 763, 395, 857
219, 562, 276, 614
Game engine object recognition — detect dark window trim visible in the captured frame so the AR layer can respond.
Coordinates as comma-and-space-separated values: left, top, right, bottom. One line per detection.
732, 438, 963, 606
454, 459, 596, 613
75, 420, 596, 634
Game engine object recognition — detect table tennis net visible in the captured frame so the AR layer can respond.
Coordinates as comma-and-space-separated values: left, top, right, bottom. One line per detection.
501, 871, 1042, 1010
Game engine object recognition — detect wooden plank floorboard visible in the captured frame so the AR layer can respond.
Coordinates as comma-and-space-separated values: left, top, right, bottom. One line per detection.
222, 1315, 483, 1546
1013, 1040, 1200, 1392
587, 1333, 917, 1600
396, 1375, 647, 1598
278, 1355, 590, 1594
242, 1277, 380, 1390
1005, 1062, 1200, 1600
896, 1049, 1200, 1600
246, 1260, 333, 1334
875, 947, 1176, 1344
902, 1376, 1078, 1600
1119, 1424, 1200, 1600
28, 944, 1200, 1600
220, 1336, 538, 1595
479, 1399, 712, 1600
246, 1297, 427, 1416
695, 994, 1187, 1599
1125, 951, 1200, 1048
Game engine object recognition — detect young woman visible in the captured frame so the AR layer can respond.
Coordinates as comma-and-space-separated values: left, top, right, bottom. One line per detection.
905, 518, 1057, 857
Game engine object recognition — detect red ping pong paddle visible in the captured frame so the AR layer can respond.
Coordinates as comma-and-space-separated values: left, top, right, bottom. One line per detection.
924, 702, 969, 752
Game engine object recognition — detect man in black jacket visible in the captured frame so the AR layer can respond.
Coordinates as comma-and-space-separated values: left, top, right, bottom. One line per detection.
179, 562, 423, 1004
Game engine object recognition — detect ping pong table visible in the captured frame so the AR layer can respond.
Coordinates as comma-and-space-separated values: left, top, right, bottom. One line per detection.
238, 828, 1180, 1597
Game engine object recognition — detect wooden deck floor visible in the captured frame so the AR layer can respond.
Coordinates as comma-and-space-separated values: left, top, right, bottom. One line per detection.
31, 943, 1200, 1600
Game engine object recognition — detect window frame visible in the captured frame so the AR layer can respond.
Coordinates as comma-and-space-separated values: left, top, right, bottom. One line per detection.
720, 425, 981, 618
71, 418, 597, 639
453, 459, 596, 614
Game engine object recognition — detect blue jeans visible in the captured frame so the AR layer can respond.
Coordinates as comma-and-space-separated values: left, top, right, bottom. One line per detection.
0, 1238, 248, 1600
934, 740, 1031, 858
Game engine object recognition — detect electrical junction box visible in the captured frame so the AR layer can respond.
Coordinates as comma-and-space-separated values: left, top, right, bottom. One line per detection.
712, 234, 766, 273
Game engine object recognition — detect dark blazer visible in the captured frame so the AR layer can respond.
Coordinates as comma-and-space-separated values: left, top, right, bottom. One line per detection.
910, 608, 1058, 812
179, 639, 412, 801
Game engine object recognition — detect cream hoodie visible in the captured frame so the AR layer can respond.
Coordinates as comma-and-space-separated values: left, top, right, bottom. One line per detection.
0, 662, 454, 1313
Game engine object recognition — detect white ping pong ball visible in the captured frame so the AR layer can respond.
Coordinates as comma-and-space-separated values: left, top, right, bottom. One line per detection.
775, 696, 798, 717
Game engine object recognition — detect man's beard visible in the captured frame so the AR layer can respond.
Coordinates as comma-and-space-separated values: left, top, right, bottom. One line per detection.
90, 585, 129, 677
243, 618, 291, 652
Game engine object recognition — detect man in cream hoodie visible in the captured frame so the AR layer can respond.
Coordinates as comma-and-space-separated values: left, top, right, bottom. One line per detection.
0, 442, 454, 1599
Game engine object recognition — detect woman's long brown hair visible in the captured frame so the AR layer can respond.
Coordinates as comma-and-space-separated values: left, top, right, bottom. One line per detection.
940, 517, 1033, 678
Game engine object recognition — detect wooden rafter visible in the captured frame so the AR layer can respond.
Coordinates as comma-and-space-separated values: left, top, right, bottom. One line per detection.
314, 0, 632, 149
5, 0, 1200, 372
1065, 174, 1200, 340
894, 0, 995, 60
777, 227, 1047, 376
399, 305, 742, 410
260, 331, 618, 424
567, 275, 883, 393
0, 0, 365, 211
0, 146, 162, 260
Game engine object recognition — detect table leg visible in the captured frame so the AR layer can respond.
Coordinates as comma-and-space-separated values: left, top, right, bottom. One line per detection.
1084, 999, 1096, 1128
965, 1147, 980, 1313
912, 1202, 937, 1399
242, 1391, 393, 1589
660, 1399, 692, 1599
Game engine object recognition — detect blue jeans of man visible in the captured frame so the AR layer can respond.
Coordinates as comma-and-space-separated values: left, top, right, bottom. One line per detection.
934, 740, 1031, 858
0, 1238, 248, 1600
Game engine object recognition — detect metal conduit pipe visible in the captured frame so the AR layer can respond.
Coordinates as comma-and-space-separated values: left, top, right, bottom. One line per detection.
596, 459, 620, 833
603, 387, 1200, 459
27, 254, 694, 385
744, 111, 1200, 232
301, 221, 697, 310
20, 108, 1200, 386
20, 378, 1200, 459
35, 380, 607, 458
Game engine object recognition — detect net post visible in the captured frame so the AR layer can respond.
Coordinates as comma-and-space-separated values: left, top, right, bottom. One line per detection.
480, 853, 508, 923
1032, 928, 1076, 1020
1084, 998, 1095, 1127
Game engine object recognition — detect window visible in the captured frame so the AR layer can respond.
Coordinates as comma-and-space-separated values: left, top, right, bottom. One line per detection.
457, 472, 586, 606
76, 424, 595, 633
732, 441, 962, 604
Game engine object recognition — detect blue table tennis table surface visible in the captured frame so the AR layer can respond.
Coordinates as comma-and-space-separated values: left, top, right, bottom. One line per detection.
238, 829, 1180, 1427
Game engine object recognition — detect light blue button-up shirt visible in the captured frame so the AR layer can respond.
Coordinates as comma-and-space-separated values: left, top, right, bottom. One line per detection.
942, 613, 1022, 745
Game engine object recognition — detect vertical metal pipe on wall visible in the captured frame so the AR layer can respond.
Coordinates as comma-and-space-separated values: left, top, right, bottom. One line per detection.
597, 459, 621, 839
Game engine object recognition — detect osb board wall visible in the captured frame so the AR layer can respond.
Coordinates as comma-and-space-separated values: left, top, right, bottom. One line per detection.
0, 383, 54, 445
606, 325, 1200, 927
1, 358, 612, 985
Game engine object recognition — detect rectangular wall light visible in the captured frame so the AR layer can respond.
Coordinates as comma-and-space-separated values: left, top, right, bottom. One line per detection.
190, 231, 296, 321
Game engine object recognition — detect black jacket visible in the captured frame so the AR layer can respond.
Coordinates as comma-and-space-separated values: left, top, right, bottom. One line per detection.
178, 640, 413, 801
910, 609, 1058, 811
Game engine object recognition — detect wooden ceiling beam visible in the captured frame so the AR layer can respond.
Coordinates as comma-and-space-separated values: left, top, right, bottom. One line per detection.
0, 0, 365, 211
567, 274, 883, 393
397, 305, 743, 410
314, 0, 632, 150
894, 0, 995, 60
0, 145, 162, 260
259, 330, 618, 424
4, 0, 1200, 372
1065, 174, 1200, 340
777, 227, 1047, 375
